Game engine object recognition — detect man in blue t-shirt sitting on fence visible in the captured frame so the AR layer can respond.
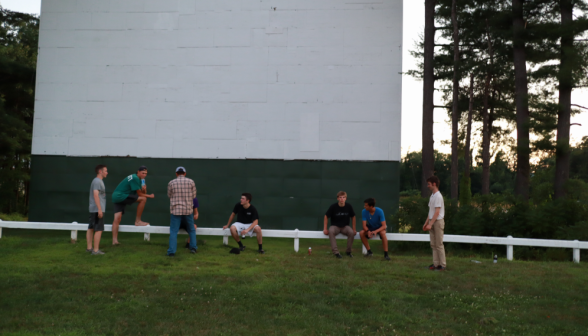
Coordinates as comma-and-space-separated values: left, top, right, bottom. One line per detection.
359, 198, 390, 261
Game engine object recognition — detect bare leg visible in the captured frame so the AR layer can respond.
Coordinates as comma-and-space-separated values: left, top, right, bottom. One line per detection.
230, 225, 241, 243
86, 229, 94, 250
93, 231, 103, 252
379, 231, 388, 252
112, 212, 122, 245
254, 226, 262, 244
187, 224, 197, 244
135, 196, 149, 226
359, 230, 370, 250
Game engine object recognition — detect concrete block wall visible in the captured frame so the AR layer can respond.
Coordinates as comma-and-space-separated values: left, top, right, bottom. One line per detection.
33, 0, 403, 161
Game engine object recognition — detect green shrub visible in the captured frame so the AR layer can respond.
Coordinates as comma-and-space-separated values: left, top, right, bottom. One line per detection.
0, 213, 28, 221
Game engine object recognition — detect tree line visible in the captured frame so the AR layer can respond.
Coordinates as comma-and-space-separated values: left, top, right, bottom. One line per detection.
412, 0, 588, 203
0, 9, 37, 214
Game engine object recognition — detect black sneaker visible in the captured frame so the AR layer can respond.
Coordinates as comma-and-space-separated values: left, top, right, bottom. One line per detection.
239, 245, 246, 252
428, 264, 436, 270
167, 253, 175, 257
384, 254, 390, 261
86, 248, 92, 253
190, 248, 198, 254
258, 249, 265, 254
365, 251, 373, 257
346, 252, 354, 258
335, 253, 343, 259
435, 266, 446, 271
185, 243, 190, 249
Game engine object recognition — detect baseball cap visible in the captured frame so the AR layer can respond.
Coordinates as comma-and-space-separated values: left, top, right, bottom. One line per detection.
176, 166, 186, 173
138, 166, 148, 171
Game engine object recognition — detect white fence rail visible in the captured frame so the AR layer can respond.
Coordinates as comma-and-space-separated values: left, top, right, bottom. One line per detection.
1, 220, 587, 263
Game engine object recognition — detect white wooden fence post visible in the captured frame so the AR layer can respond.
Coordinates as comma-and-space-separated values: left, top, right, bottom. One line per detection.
223, 229, 229, 246
294, 229, 299, 252
71, 222, 78, 243
506, 235, 514, 261
144, 233, 150, 241
573, 240, 580, 263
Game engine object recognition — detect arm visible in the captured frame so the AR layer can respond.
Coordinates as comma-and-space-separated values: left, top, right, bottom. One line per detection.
223, 213, 235, 230
167, 182, 172, 199
242, 219, 259, 233
351, 216, 357, 235
193, 208, 199, 221
323, 215, 329, 235
424, 208, 440, 231
362, 220, 368, 232
137, 188, 154, 198
191, 182, 196, 200
373, 221, 387, 235
93, 190, 103, 218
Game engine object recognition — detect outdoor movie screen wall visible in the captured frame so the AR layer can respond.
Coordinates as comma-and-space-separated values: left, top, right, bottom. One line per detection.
29, 0, 403, 229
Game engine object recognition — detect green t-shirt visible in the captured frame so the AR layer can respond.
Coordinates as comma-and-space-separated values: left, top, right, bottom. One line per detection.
112, 174, 142, 203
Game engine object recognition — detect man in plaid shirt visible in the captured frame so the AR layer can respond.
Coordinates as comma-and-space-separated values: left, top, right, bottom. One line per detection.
166, 166, 197, 256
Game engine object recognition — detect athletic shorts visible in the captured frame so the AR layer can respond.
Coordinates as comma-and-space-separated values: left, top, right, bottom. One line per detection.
232, 222, 258, 237
113, 193, 138, 215
363, 230, 383, 239
88, 213, 105, 232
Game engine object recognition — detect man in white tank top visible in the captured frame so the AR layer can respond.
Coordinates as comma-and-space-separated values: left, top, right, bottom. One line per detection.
422, 176, 446, 271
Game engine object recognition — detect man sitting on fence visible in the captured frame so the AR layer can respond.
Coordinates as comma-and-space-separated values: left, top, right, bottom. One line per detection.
167, 166, 197, 256
222, 193, 265, 254
111, 166, 154, 245
359, 198, 390, 261
422, 175, 446, 271
323, 191, 357, 258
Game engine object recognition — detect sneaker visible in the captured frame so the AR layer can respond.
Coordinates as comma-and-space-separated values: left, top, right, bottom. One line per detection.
428, 264, 436, 270
258, 249, 265, 254
167, 253, 175, 257
91, 250, 105, 255
185, 243, 190, 249
335, 253, 343, 259
435, 266, 446, 271
86, 248, 92, 253
384, 254, 391, 261
365, 251, 373, 257
346, 252, 354, 258
239, 245, 246, 252
190, 248, 198, 254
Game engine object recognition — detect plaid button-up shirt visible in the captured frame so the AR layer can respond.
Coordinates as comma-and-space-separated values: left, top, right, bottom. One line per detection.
167, 175, 196, 215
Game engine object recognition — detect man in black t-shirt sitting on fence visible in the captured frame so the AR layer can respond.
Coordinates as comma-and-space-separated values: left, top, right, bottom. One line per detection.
323, 191, 357, 259
222, 193, 265, 254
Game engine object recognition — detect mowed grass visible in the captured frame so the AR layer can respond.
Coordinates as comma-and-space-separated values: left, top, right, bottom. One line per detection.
1, 229, 587, 336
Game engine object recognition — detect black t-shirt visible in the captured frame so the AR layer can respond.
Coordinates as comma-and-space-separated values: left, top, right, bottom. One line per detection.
232, 203, 259, 224
325, 202, 356, 228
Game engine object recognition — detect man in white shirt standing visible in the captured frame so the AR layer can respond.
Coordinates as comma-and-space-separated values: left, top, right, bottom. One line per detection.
422, 176, 446, 271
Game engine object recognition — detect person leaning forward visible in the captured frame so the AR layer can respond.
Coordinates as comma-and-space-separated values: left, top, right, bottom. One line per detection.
359, 198, 390, 261
111, 166, 154, 245
167, 166, 197, 256
323, 191, 356, 259
222, 193, 265, 254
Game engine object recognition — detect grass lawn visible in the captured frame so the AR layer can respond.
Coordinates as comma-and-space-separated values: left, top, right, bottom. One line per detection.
1, 229, 587, 336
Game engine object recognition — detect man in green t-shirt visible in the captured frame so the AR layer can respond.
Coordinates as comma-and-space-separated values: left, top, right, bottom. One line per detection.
111, 166, 154, 245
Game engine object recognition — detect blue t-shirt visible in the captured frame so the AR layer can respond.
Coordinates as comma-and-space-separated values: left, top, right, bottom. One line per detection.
362, 207, 385, 230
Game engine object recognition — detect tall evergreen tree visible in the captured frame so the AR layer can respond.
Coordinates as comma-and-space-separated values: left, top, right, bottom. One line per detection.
450, 0, 460, 200
0, 8, 38, 214
512, 0, 531, 200
422, 0, 437, 197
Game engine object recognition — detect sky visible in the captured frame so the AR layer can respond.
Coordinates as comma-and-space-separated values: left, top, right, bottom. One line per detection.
2, 0, 587, 156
